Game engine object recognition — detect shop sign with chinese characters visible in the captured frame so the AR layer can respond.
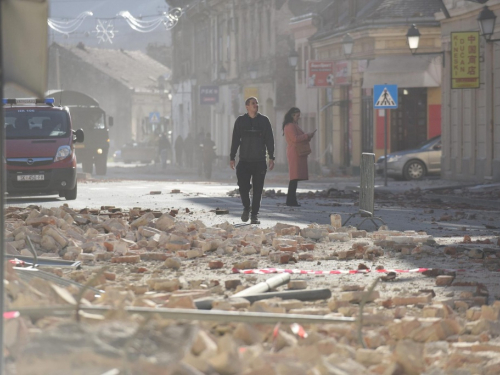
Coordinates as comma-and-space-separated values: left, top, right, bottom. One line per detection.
451, 31, 480, 89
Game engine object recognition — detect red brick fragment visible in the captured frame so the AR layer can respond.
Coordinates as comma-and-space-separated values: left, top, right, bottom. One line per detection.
104, 272, 116, 281
300, 243, 315, 251
111, 255, 140, 263
104, 242, 114, 252
444, 246, 457, 255
209, 261, 224, 269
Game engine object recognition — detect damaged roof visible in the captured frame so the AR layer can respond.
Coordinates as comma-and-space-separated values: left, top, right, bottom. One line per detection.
367, 0, 443, 19
52, 42, 171, 92
310, 0, 442, 41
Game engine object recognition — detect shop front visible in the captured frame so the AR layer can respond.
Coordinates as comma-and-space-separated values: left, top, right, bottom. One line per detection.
362, 55, 442, 159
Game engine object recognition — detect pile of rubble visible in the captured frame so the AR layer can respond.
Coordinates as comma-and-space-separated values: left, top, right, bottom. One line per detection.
3, 205, 500, 374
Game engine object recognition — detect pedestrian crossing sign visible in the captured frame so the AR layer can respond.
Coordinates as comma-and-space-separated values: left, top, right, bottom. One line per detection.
149, 112, 161, 124
373, 85, 398, 109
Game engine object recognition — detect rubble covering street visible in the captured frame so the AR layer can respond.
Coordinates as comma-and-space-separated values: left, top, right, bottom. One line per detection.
3, 199, 500, 375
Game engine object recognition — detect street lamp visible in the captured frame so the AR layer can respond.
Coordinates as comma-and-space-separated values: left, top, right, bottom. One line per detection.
218, 65, 227, 80
342, 33, 354, 57
406, 24, 421, 53
288, 48, 306, 72
405, 24, 445, 66
288, 49, 299, 68
477, 6, 500, 42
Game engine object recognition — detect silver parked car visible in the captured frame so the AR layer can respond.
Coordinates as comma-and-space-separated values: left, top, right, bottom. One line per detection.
376, 135, 441, 180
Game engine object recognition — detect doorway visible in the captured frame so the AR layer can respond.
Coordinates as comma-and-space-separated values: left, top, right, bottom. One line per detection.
390, 88, 427, 152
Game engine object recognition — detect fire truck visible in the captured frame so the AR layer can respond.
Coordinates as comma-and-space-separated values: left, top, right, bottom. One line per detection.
47, 90, 113, 175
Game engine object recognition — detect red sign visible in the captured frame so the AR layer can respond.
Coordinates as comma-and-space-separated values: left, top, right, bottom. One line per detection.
307, 60, 335, 88
335, 61, 351, 85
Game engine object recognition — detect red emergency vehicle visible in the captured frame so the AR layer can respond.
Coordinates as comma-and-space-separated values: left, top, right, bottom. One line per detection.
3, 98, 84, 200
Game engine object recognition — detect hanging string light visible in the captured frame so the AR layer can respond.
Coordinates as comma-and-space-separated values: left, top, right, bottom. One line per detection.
93, 19, 117, 44
118, 8, 182, 33
48, 8, 183, 43
163, 8, 183, 30
48, 11, 93, 35
118, 11, 166, 33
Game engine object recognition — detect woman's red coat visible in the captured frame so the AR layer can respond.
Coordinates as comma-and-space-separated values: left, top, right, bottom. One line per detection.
284, 122, 310, 181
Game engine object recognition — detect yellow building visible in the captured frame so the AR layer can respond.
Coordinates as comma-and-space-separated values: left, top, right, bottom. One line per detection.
439, 0, 500, 181
295, 0, 444, 175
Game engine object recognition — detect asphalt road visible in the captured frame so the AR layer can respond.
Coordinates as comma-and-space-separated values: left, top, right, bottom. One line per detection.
5, 162, 500, 238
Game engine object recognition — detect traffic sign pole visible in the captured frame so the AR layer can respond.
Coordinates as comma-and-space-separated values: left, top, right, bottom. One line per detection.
384, 109, 388, 187
373, 84, 398, 187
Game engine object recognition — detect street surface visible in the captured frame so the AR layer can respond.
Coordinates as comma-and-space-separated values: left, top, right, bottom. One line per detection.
5, 161, 500, 374
5, 161, 500, 238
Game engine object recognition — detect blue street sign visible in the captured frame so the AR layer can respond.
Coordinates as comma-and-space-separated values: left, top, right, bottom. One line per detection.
149, 111, 161, 124
373, 85, 398, 109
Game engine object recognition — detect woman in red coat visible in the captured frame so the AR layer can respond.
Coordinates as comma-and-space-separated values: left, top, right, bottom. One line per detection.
283, 107, 316, 206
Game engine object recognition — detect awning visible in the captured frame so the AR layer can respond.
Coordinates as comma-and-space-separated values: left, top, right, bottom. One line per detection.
362, 55, 441, 89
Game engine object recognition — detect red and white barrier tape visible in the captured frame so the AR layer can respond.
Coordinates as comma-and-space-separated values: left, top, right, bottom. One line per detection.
232, 267, 463, 275
9, 259, 37, 267
4, 311, 19, 319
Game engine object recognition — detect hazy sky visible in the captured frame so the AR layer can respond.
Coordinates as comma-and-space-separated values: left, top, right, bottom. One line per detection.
49, 0, 169, 18
48, 0, 172, 50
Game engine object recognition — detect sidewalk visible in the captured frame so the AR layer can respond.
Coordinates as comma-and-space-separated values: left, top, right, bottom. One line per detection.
90, 161, 500, 197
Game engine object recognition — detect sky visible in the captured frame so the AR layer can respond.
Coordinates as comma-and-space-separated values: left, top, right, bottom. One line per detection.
48, 0, 172, 50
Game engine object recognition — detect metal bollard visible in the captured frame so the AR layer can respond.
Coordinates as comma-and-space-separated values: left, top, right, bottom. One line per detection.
342, 153, 385, 229
359, 153, 375, 217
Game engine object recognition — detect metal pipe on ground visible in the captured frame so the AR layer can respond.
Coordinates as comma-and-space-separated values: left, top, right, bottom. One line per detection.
232, 273, 291, 297
195, 288, 332, 310
13, 305, 356, 325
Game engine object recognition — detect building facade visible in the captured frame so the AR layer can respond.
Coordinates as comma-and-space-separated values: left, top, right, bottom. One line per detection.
289, 12, 321, 173
302, 0, 443, 175
169, 0, 457, 177
169, 0, 303, 168
439, 0, 500, 182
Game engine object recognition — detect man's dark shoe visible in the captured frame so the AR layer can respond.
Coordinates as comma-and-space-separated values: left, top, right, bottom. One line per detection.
241, 208, 250, 222
250, 215, 260, 224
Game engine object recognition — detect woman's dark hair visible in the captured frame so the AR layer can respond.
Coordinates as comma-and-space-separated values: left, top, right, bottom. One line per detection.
282, 107, 300, 135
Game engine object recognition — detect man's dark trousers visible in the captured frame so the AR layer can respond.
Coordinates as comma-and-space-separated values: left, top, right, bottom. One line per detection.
236, 161, 267, 215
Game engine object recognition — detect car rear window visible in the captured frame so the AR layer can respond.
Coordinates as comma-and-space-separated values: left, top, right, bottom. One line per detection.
4, 109, 70, 139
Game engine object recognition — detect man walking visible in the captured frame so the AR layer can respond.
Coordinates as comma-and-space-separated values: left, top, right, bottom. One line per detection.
230, 97, 275, 224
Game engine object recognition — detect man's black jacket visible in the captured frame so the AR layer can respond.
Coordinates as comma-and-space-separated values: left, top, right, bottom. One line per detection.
230, 113, 275, 162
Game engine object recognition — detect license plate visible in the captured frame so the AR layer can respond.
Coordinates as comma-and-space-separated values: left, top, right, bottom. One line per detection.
17, 174, 44, 181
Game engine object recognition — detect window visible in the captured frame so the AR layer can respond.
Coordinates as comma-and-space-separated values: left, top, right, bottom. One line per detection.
242, 14, 247, 63
218, 20, 223, 63
5, 110, 70, 139
304, 45, 309, 82
298, 46, 303, 84
266, 8, 271, 52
